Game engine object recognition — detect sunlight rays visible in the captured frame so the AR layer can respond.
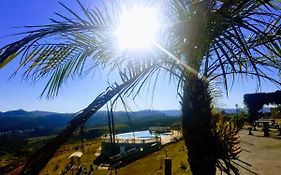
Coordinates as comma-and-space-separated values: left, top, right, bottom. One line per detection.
114, 4, 202, 80
115, 6, 159, 50
153, 42, 206, 80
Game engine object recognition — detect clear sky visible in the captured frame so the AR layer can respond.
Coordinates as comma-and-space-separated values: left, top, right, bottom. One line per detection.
0, 0, 280, 113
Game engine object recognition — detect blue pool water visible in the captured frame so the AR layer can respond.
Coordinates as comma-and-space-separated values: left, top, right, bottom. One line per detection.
116, 130, 158, 139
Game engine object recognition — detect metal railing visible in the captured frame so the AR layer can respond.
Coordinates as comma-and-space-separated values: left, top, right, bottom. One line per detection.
102, 137, 161, 144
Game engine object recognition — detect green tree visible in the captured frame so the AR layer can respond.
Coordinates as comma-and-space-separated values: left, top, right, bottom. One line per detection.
0, 1, 280, 175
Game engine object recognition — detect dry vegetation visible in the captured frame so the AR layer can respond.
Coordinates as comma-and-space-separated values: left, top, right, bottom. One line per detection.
40, 139, 191, 175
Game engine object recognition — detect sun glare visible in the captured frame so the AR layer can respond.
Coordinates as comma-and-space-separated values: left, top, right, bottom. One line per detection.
115, 6, 159, 50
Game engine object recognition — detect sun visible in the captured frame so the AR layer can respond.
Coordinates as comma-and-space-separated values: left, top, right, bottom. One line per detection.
115, 6, 159, 50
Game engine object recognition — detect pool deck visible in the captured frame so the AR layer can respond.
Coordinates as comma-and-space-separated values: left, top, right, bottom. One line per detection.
160, 130, 182, 145
102, 130, 182, 145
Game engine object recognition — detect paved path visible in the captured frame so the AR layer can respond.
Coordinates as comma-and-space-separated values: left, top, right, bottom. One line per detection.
219, 129, 281, 175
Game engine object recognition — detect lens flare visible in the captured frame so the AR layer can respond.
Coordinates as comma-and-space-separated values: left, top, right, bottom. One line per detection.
115, 6, 159, 50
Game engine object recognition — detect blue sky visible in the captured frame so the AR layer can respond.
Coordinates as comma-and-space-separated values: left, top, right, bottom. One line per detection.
0, 0, 279, 113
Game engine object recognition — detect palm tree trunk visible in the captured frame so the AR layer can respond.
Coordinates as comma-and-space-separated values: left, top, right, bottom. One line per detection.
182, 75, 216, 175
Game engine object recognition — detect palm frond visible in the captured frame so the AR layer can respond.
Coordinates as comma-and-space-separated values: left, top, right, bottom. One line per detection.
0, 0, 167, 98
201, 0, 281, 89
212, 112, 243, 175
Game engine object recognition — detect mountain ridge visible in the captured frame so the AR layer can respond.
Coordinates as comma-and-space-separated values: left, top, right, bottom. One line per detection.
0, 109, 181, 136
0, 109, 180, 117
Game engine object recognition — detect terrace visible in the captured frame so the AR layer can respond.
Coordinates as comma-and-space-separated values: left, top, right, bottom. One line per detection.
97, 130, 182, 168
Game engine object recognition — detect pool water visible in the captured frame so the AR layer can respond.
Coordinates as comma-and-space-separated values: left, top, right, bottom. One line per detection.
116, 130, 159, 139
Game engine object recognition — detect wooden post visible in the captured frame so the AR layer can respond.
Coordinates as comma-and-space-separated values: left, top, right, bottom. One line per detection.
263, 123, 270, 137
248, 127, 253, 135
165, 158, 172, 175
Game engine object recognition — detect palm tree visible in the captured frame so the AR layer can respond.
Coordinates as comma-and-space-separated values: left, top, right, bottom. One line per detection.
0, 0, 280, 174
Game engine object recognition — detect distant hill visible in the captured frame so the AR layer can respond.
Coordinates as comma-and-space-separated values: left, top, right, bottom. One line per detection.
0, 110, 72, 136
0, 109, 29, 117
156, 110, 180, 117
0, 109, 181, 137
218, 108, 243, 114
218, 107, 271, 114
4, 107, 273, 137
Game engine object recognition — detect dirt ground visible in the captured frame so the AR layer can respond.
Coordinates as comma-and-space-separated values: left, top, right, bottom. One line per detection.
219, 129, 281, 175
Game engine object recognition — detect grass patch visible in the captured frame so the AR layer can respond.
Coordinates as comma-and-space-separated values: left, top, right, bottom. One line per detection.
40, 139, 191, 175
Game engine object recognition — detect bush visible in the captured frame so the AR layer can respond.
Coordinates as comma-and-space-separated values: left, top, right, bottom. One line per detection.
53, 164, 59, 172
180, 161, 187, 171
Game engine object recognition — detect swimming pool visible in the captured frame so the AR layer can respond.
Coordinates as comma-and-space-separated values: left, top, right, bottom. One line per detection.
116, 130, 159, 139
